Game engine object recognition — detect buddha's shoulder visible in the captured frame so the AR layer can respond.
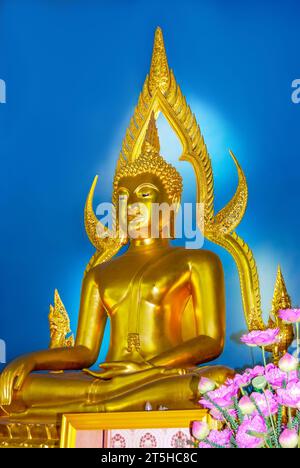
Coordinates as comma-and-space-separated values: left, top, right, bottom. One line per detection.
85, 256, 121, 278
86, 246, 222, 280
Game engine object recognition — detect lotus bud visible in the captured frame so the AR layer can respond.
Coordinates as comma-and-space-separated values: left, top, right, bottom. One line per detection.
191, 421, 210, 441
279, 429, 299, 449
198, 377, 216, 394
238, 396, 256, 415
278, 353, 298, 373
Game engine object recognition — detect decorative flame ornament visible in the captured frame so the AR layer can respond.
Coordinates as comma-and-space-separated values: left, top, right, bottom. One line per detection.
84, 27, 294, 358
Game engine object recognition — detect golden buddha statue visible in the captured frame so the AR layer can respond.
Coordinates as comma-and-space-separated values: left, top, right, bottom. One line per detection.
0, 111, 233, 419
0, 28, 293, 429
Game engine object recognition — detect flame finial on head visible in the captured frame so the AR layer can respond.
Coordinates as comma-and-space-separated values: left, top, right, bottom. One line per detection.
141, 111, 160, 156
112, 110, 183, 206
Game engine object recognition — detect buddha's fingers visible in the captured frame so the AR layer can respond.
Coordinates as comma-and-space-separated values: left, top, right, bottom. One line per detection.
0, 373, 8, 404
14, 369, 28, 391
97, 362, 126, 378
0, 371, 14, 405
99, 362, 124, 369
83, 368, 111, 379
0, 378, 5, 406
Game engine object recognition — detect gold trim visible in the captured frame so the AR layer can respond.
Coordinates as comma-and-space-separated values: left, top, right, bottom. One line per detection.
60, 409, 213, 448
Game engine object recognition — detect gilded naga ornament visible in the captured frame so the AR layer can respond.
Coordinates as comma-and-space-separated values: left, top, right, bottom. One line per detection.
266, 266, 294, 361
48, 290, 74, 349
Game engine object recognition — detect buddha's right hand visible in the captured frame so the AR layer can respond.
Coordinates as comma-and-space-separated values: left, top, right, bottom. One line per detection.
0, 356, 35, 406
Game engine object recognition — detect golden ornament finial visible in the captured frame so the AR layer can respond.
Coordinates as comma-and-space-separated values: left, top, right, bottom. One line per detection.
266, 265, 293, 360
271, 265, 291, 313
148, 27, 170, 95
141, 111, 160, 155
48, 289, 74, 349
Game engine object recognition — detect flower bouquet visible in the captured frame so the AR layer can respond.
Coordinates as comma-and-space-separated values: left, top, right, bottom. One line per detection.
192, 309, 300, 449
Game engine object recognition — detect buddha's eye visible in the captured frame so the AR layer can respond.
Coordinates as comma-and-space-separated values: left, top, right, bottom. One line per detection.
135, 184, 158, 200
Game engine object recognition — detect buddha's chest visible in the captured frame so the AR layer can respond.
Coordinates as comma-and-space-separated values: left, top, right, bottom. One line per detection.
99, 254, 190, 314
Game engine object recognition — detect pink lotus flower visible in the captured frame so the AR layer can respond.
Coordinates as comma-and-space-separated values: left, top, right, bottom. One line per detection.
199, 383, 238, 410
240, 328, 280, 347
198, 429, 232, 449
265, 363, 298, 388
265, 363, 286, 388
236, 416, 267, 449
277, 381, 300, 408
278, 308, 300, 324
250, 390, 278, 417
231, 372, 253, 388
279, 428, 299, 449
249, 365, 266, 378
232, 366, 265, 388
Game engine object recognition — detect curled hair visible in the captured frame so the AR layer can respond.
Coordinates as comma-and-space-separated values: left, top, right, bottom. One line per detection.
113, 152, 183, 206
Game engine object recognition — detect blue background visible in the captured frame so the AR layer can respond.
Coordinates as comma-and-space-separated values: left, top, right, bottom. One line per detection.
0, 0, 299, 371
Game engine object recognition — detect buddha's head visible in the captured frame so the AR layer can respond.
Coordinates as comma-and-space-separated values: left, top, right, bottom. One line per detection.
113, 113, 182, 241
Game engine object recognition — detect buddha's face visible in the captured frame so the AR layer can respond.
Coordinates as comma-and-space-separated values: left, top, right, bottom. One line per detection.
116, 174, 176, 240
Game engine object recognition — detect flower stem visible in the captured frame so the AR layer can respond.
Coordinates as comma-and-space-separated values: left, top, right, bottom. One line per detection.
250, 396, 270, 428
288, 407, 293, 428
277, 405, 283, 437
261, 347, 267, 367
296, 322, 299, 364
233, 397, 244, 424
295, 411, 300, 449
263, 390, 278, 447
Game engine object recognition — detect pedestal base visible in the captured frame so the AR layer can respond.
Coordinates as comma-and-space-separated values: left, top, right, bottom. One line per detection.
0, 418, 60, 448
0, 409, 216, 448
